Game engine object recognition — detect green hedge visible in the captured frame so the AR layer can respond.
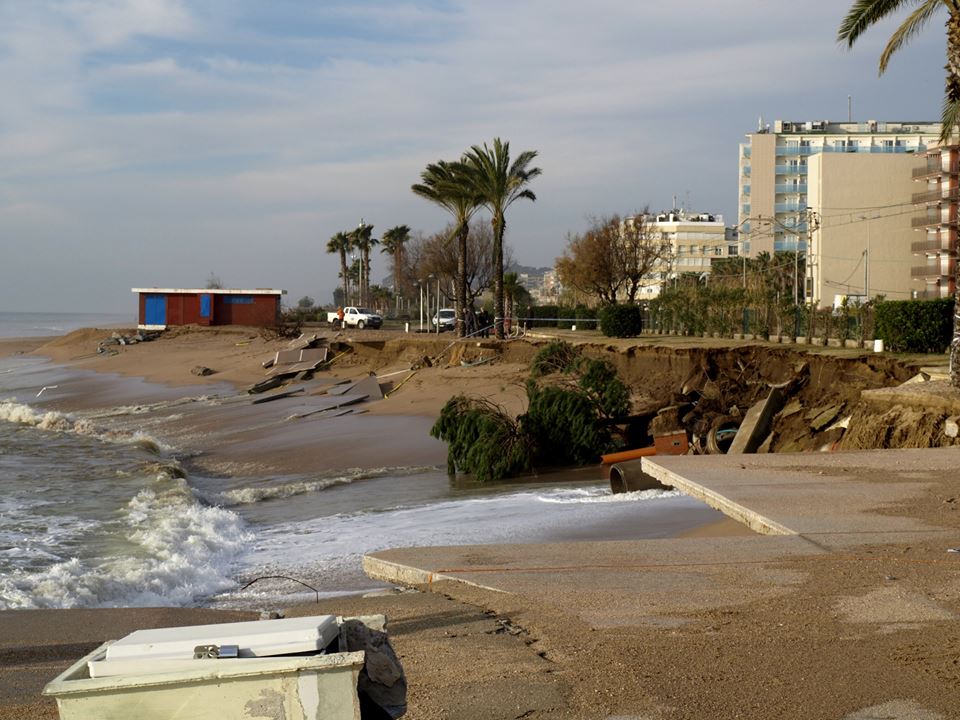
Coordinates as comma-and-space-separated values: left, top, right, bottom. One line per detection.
874, 298, 953, 353
598, 304, 642, 338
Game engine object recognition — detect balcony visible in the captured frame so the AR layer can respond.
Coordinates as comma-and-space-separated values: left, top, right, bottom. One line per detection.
742, 146, 751, 158
741, 204, 751, 214
911, 188, 955, 204
913, 157, 960, 178
912, 214, 944, 228
912, 263, 955, 280
911, 236, 957, 254
775, 165, 807, 175
742, 166, 751, 177
775, 202, 807, 213
742, 185, 751, 196
776, 146, 816, 156
775, 183, 807, 194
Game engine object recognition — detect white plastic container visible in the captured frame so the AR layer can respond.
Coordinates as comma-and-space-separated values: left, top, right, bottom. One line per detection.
43, 615, 371, 720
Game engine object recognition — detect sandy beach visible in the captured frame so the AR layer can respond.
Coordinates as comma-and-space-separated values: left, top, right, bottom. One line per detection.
3, 326, 957, 719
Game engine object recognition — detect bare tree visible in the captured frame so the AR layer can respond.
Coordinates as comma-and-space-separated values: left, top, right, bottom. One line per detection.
555, 214, 671, 306
405, 222, 506, 307
620, 212, 672, 303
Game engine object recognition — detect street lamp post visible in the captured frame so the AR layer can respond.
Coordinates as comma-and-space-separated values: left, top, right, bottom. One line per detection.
418, 280, 424, 332
859, 214, 877, 300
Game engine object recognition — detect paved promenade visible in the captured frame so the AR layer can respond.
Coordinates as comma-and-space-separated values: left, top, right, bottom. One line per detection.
365, 448, 960, 719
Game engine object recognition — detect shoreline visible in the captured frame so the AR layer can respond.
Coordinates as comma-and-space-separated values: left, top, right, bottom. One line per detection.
4, 326, 957, 716
0, 326, 754, 718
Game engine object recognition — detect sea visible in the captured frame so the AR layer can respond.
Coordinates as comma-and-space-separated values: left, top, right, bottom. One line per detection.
0, 312, 720, 611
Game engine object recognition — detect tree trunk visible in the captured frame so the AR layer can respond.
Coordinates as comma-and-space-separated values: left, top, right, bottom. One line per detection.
948, 13, 960, 386
494, 215, 505, 339
456, 222, 469, 337
340, 252, 349, 307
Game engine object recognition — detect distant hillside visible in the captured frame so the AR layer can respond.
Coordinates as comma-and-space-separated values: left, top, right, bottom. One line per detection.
507, 263, 552, 276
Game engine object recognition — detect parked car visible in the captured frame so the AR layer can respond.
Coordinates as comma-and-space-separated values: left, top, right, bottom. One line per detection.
432, 308, 456, 331
326, 306, 382, 329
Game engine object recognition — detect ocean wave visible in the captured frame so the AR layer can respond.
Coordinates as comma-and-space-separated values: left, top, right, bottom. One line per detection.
0, 399, 73, 431
203, 466, 439, 507
0, 476, 251, 610
535, 486, 682, 504
0, 399, 170, 452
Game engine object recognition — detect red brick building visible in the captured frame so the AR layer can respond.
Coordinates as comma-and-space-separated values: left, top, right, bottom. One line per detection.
132, 288, 286, 329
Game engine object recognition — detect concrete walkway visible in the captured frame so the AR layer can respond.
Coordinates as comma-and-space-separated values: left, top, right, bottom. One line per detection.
364, 447, 960, 718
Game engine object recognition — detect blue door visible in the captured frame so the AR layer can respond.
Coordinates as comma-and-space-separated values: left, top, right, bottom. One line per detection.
200, 293, 211, 319
145, 295, 166, 325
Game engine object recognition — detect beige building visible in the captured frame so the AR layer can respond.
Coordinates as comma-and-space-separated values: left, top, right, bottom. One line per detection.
911, 144, 958, 299
739, 120, 940, 257
806, 153, 924, 308
633, 211, 735, 299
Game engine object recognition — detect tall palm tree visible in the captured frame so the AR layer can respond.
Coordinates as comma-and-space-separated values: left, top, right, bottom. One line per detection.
381, 225, 411, 298
839, 1, 960, 384
412, 161, 480, 337
839, 1, 960, 142
462, 138, 541, 339
326, 231, 352, 308
351, 222, 377, 307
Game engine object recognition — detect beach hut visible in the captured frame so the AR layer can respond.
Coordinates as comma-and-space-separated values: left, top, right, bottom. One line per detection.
132, 288, 286, 329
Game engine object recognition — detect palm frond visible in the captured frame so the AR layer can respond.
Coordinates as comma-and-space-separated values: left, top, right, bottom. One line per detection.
879, 0, 942, 72
941, 95, 960, 141
838, 0, 918, 46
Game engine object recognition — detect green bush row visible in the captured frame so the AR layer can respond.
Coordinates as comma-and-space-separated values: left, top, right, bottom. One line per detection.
874, 299, 954, 353
598, 304, 643, 337
523, 305, 598, 329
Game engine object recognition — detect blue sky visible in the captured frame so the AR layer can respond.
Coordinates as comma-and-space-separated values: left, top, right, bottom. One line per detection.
0, 0, 946, 312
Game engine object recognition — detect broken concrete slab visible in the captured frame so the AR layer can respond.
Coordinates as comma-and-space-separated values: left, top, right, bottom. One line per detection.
808, 404, 843, 431
247, 377, 286, 394
287, 333, 319, 350
344, 373, 384, 400
298, 347, 329, 364
250, 386, 306, 404
728, 387, 786, 454
284, 394, 369, 419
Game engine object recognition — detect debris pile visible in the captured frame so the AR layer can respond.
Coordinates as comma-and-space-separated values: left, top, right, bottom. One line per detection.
97, 330, 162, 354
636, 349, 957, 455
238, 333, 379, 421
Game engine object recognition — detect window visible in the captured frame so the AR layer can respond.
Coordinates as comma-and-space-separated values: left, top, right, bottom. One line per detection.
224, 295, 254, 305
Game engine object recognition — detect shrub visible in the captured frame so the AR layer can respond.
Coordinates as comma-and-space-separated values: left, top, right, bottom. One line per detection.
874, 299, 953, 353
531, 341, 581, 377
430, 396, 532, 482
521, 383, 608, 467
598, 304, 643, 337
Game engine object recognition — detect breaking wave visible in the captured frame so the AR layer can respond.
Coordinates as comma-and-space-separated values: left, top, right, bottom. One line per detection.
0, 474, 251, 609
202, 466, 438, 506
536, 486, 681, 504
0, 399, 169, 451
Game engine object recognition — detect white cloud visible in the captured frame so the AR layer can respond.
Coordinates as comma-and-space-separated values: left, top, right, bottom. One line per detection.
0, 0, 947, 311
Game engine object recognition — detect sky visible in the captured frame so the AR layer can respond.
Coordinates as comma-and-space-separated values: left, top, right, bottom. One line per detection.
0, 0, 947, 312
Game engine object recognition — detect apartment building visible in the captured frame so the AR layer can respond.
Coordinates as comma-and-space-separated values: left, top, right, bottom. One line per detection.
739, 119, 940, 256
805, 153, 924, 308
911, 144, 959, 298
633, 210, 735, 299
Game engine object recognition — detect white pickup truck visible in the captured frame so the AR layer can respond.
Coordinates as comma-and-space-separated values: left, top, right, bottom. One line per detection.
327, 306, 383, 329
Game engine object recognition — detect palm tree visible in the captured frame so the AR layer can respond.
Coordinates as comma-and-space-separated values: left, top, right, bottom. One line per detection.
351, 222, 377, 307
380, 225, 411, 298
326, 231, 352, 308
412, 161, 480, 337
839, 1, 960, 384
462, 138, 541, 339
838, 1, 960, 143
